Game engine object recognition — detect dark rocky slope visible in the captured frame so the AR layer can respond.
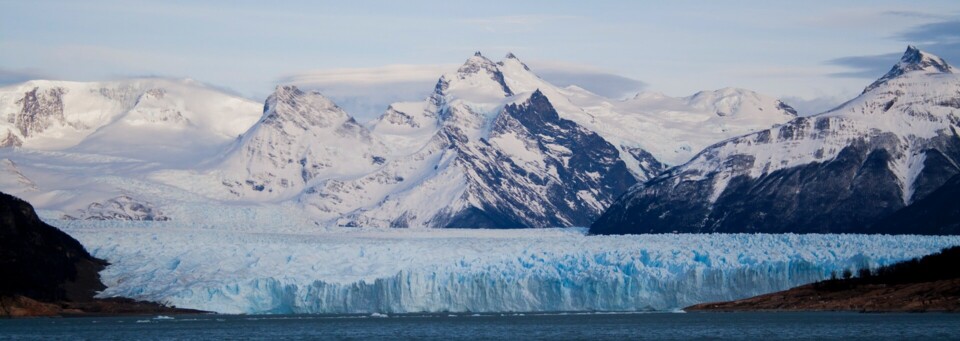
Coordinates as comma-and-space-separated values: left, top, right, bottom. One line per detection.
872, 173, 960, 235
686, 246, 960, 312
0, 192, 200, 317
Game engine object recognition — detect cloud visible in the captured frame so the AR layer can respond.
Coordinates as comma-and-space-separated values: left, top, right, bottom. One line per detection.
277, 64, 455, 120
827, 16, 960, 80
278, 60, 647, 120
881, 10, 953, 20
533, 66, 646, 99
826, 52, 901, 79
779, 95, 849, 117
460, 15, 580, 32
897, 17, 960, 42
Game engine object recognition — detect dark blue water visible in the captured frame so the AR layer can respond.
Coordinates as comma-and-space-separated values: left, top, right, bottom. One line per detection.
1, 312, 959, 340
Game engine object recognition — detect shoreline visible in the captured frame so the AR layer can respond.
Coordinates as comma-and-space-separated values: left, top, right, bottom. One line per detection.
1, 295, 207, 318
686, 278, 960, 313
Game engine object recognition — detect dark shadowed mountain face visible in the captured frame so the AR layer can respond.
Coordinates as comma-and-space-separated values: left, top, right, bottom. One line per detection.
436, 90, 637, 228
591, 47, 960, 235
0, 192, 106, 302
872, 174, 960, 235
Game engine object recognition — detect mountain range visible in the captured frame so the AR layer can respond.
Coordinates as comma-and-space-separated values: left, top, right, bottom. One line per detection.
3, 48, 956, 233
0, 52, 797, 228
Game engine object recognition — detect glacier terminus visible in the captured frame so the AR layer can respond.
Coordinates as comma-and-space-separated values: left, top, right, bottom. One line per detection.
59, 221, 960, 314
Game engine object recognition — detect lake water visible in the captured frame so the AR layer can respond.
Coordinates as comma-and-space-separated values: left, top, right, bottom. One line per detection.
2, 312, 959, 340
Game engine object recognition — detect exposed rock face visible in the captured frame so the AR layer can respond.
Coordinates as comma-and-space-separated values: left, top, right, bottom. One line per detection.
62, 196, 169, 221
592, 47, 960, 235
14, 87, 67, 138
0, 129, 22, 148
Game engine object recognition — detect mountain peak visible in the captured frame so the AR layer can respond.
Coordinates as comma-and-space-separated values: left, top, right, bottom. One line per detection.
498, 52, 532, 72
863, 46, 954, 93
457, 53, 498, 75
897, 45, 952, 74
443, 52, 514, 97
262, 85, 345, 126
273, 84, 304, 96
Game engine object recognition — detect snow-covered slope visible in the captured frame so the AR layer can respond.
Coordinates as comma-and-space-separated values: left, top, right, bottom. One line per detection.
61, 225, 960, 314
592, 46, 960, 234
0, 78, 261, 163
0, 79, 262, 220
155, 86, 388, 202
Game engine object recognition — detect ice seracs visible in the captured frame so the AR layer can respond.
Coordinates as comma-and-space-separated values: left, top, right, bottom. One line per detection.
63, 225, 960, 314
591, 46, 960, 235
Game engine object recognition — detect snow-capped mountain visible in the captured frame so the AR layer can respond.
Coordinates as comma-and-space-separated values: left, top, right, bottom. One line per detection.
297, 53, 637, 228
158, 85, 388, 201
291, 52, 794, 228
0, 53, 797, 228
591, 46, 960, 235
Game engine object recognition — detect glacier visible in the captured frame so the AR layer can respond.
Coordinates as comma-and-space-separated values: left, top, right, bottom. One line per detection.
56, 221, 960, 314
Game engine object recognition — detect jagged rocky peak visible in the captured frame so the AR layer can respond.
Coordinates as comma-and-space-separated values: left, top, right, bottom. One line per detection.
897, 45, 954, 74
261, 85, 351, 128
864, 46, 955, 93
458, 51, 498, 75
498, 52, 532, 71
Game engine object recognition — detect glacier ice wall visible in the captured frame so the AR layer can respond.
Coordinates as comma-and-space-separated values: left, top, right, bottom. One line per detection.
62, 225, 960, 314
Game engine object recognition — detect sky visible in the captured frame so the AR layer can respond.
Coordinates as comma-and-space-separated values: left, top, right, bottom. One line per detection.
2, 0, 960, 119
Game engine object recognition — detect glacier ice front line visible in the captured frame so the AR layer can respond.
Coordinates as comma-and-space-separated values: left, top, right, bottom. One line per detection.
61, 225, 960, 314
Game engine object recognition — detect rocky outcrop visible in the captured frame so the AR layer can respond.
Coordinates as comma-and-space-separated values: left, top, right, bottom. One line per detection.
0, 191, 198, 317
14, 87, 67, 138
62, 196, 169, 221
0, 192, 106, 303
